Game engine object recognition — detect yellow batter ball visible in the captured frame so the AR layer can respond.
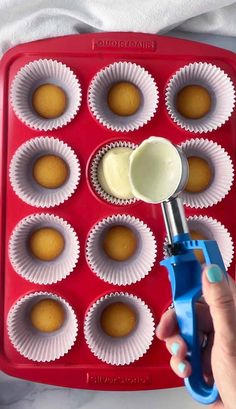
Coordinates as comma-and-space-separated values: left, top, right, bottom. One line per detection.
108, 81, 141, 116
177, 85, 211, 119
100, 302, 137, 337
30, 299, 65, 333
33, 154, 68, 189
32, 83, 67, 119
103, 225, 137, 261
29, 227, 65, 261
185, 156, 213, 193
190, 230, 208, 264
98, 147, 134, 200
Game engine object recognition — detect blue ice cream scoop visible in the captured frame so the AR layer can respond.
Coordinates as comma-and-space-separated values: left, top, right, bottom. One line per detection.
129, 136, 226, 405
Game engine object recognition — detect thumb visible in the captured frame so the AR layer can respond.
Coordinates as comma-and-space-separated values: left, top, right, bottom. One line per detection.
202, 264, 236, 355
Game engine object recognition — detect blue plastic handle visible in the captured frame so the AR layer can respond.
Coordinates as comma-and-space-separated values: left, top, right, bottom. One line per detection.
160, 233, 227, 405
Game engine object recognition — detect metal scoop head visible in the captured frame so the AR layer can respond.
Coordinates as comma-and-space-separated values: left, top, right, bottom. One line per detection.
129, 136, 189, 203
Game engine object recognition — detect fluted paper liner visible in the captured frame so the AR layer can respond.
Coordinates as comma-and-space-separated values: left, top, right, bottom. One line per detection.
163, 215, 234, 269
166, 62, 235, 133
9, 213, 80, 284
10, 59, 82, 131
84, 292, 155, 366
88, 61, 159, 132
179, 138, 234, 208
7, 292, 78, 362
86, 214, 157, 285
9, 136, 81, 208
90, 141, 138, 205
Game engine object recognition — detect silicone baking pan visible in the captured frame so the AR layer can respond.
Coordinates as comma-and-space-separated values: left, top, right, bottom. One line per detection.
0, 32, 235, 390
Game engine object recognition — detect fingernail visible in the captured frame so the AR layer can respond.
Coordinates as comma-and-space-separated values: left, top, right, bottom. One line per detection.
178, 362, 186, 374
171, 342, 180, 356
206, 265, 223, 283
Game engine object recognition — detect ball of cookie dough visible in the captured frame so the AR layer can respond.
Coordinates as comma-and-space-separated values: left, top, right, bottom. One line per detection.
100, 302, 137, 337
29, 227, 65, 261
108, 82, 141, 116
30, 298, 65, 333
33, 154, 68, 189
185, 156, 213, 193
103, 225, 137, 261
177, 85, 211, 119
32, 83, 67, 119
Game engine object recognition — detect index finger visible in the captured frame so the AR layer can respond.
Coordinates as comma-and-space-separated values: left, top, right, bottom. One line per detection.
157, 301, 213, 340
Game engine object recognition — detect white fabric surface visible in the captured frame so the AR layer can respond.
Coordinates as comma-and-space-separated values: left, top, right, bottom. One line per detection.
1, 0, 236, 57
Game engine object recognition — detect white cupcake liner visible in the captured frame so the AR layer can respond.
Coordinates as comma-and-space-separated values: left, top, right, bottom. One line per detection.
9, 136, 81, 208
7, 292, 78, 362
163, 215, 234, 269
90, 141, 138, 205
179, 138, 234, 208
88, 62, 159, 132
84, 292, 155, 366
166, 62, 235, 133
9, 213, 80, 284
10, 59, 82, 131
86, 214, 157, 286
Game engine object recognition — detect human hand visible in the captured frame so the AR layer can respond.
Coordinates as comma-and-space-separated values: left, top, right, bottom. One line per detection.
156, 265, 236, 409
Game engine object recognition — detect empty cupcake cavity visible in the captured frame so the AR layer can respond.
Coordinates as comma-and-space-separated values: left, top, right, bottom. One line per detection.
9, 136, 81, 208
89, 140, 138, 205
10, 59, 82, 131
166, 62, 235, 133
84, 292, 155, 365
88, 61, 159, 132
7, 292, 78, 362
9, 213, 79, 284
86, 214, 157, 285
179, 138, 234, 208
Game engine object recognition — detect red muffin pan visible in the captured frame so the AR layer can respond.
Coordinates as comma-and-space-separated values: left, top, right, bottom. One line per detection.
0, 32, 236, 390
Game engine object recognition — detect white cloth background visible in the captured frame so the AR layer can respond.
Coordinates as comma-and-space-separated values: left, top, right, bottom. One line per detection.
1, 0, 236, 56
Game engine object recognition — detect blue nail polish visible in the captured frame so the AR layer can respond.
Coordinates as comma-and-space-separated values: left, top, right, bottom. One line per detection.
206, 265, 223, 283
178, 362, 186, 374
171, 342, 180, 356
